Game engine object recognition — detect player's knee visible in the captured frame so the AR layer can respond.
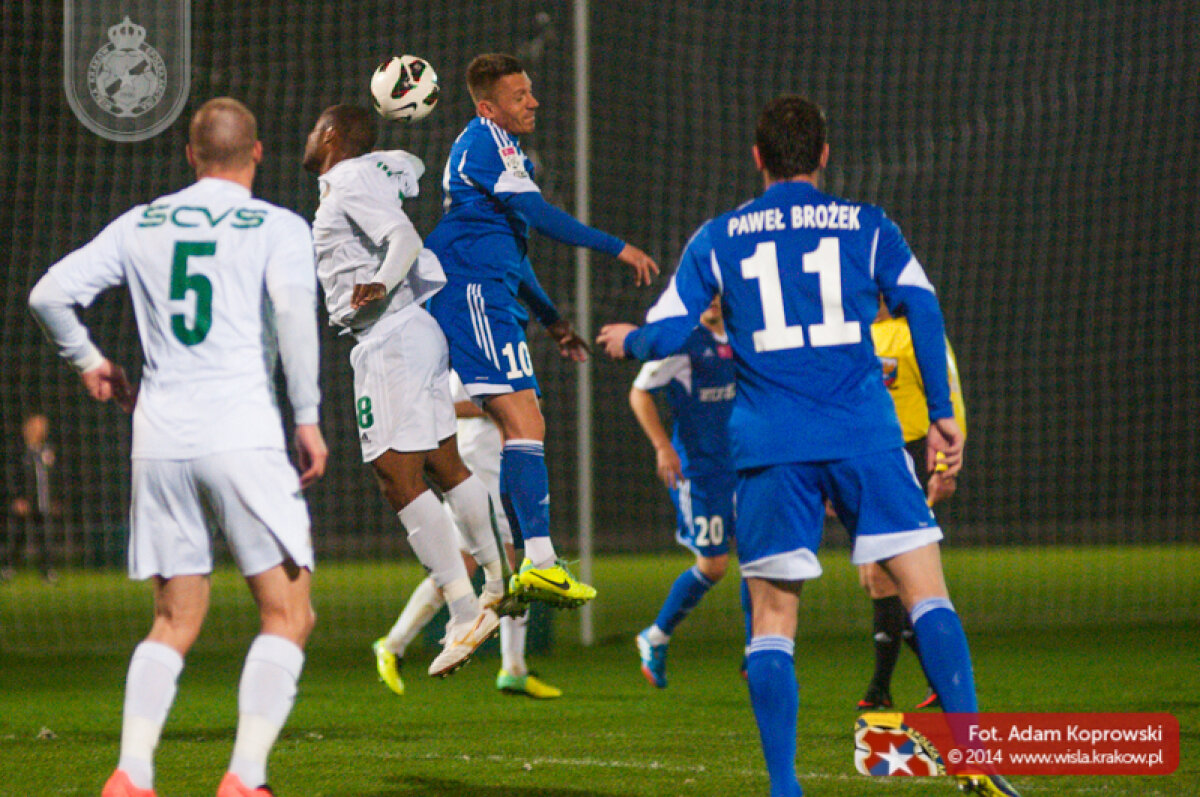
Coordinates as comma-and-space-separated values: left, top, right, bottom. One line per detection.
488, 393, 545, 440
373, 464, 428, 510
696, 554, 729, 582
300, 604, 317, 643
500, 415, 544, 441
426, 451, 472, 491
149, 609, 205, 653
261, 600, 316, 646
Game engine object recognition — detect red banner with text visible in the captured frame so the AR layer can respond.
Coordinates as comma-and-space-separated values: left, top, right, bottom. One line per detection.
855, 712, 1179, 777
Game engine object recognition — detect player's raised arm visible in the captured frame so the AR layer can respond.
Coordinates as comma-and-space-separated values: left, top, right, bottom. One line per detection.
599, 223, 720, 361
617, 243, 658, 286
460, 53, 658, 285
505, 189, 659, 284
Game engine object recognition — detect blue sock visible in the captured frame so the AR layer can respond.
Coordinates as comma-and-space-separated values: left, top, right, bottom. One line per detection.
746, 636, 802, 797
740, 578, 753, 648
501, 440, 550, 546
653, 566, 713, 635
498, 462, 524, 549
910, 598, 978, 714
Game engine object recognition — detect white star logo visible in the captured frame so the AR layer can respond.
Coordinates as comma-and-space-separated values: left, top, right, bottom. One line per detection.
877, 743, 916, 775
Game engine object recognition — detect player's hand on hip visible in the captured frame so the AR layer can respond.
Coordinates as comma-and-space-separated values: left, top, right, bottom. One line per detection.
596, 323, 637, 359
546, 319, 590, 362
81, 359, 137, 413
655, 444, 683, 489
294, 424, 328, 487
926, 417, 964, 477
617, 244, 659, 286
351, 282, 387, 309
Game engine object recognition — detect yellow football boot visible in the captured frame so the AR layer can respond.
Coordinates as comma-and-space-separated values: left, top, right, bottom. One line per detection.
510, 558, 596, 608
372, 638, 404, 695
496, 669, 563, 699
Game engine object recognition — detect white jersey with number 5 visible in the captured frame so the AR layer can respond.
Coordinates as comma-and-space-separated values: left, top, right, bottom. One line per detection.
41, 178, 319, 459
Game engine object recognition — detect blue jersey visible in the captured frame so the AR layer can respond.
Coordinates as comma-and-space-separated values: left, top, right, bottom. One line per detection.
633, 325, 736, 479
626, 181, 951, 470
426, 116, 624, 320
426, 117, 539, 284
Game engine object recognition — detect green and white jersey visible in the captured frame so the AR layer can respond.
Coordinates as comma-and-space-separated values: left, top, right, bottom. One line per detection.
313, 149, 445, 337
39, 178, 320, 459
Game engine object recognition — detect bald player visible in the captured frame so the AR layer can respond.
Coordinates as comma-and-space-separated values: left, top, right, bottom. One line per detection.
29, 98, 326, 797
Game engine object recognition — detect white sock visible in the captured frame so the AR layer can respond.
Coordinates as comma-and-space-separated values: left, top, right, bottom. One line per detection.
400, 491, 474, 619
646, 625, 670, 645
385, 576, 445, 654
117, 641, 184, 790
442, 578, 480, 625
481, 560, 504, 597
443, 476, 502, 570
501, 612, 529, 677
524, 536, 556, 568
229, 635, 304, 789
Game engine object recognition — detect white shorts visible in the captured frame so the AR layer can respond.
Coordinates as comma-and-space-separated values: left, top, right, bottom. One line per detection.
350, 305, 457, 462
129, 450, 313, 580
447, 415, 512, 545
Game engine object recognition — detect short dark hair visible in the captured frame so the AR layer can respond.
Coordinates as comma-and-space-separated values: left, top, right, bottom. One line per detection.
321, 104, 376, 157
466, 53, 525, 102
755, 95, 827, 179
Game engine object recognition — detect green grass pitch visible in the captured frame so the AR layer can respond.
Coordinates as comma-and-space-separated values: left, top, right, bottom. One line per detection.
0, 547, 1196, 795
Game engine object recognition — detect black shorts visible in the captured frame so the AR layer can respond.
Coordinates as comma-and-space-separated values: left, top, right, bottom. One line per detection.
904, 438, 929, 486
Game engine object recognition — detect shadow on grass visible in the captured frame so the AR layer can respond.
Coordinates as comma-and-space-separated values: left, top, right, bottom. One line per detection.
370, 773, 628, 797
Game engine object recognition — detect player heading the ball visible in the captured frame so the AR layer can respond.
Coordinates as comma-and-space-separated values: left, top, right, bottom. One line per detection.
424, 52, 659, 607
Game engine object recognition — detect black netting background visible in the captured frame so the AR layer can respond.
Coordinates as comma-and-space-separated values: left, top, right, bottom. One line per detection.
2, 1, 1197, 577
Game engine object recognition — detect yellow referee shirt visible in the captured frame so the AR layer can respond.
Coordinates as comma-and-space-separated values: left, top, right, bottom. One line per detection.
871, 317, 967, 444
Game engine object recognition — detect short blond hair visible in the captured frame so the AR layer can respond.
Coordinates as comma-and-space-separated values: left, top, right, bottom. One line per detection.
189, 97, 257, 171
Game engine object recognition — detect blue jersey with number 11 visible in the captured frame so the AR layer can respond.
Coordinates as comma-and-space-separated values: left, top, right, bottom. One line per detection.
626, 180, 952, 470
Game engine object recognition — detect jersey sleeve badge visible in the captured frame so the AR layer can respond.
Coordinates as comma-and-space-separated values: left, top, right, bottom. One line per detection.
498, 145, 528, 177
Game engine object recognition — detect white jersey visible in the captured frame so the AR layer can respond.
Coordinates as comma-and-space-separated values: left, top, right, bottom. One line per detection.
313, 149, 446, 336
40, 178, 319, 459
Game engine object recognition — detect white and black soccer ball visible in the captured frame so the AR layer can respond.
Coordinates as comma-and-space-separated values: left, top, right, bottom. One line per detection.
370, 55, 439, 122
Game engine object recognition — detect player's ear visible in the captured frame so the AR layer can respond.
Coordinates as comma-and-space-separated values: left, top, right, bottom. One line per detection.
185, 143, 197, 170
251, 140, 263, 165
751, 145, 764, 172
819, 143, 830, 170
476, 98, 495, 120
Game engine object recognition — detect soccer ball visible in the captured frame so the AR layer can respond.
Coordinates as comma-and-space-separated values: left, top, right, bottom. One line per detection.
370, 55, 439, 122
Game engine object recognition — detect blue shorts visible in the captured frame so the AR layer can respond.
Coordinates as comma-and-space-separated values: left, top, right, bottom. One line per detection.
735, 447, 942, 581
669, 473, 736, 557
427, 279, 540, 399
